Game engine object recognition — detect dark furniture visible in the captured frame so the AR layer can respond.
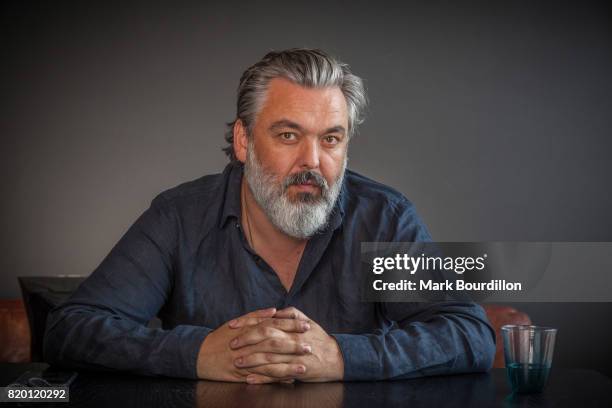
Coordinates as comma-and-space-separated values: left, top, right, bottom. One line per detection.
1, 363, 611, 407
0, 300, 30, 363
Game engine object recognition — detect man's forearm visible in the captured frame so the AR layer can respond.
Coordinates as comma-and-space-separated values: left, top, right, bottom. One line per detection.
332, 302, 496, 381
44, 303, 211, 379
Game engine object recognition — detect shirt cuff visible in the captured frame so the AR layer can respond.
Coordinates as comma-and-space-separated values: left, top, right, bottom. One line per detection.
331, 333, 381, 381
159, 325, 213, 379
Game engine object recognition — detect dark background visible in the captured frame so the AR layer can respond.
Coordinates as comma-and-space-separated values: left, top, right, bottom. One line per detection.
2, 1, 611, 376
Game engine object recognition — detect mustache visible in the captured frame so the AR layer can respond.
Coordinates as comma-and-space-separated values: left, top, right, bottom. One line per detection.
283, 170, 329, 191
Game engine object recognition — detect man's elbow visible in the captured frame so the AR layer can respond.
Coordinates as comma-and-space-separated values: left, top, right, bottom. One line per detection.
477, 328, 496, 372
453, 305, 497, 373
471, 314, 497, 372
43, 308, 68, 366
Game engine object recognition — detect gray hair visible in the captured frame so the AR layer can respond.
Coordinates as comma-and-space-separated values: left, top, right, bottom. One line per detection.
223, 48, 367, 161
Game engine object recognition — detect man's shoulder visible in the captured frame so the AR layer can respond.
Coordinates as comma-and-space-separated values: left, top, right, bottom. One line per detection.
343, 169, 415, 212
158, 173, 224, 201
150, 170, 229, 215
342, 169, 432, 241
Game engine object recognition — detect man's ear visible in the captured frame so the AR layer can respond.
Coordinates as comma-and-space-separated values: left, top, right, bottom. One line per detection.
233, 119, 248, 163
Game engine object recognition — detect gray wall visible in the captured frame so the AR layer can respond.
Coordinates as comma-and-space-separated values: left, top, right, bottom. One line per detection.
3, 1, 611, 376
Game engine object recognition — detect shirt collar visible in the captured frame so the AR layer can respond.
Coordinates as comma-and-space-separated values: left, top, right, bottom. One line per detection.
218, 161, 346, 232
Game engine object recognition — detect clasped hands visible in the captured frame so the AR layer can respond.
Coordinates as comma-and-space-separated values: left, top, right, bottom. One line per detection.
197, 307, 344, 384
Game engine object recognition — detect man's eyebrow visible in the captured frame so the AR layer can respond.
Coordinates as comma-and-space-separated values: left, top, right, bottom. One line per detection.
322, 125, 346, 136
268, 119, 305, 132
268, 119, 347, 136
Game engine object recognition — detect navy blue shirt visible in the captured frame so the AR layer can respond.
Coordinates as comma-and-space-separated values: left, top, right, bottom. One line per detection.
44, 162, 495, 380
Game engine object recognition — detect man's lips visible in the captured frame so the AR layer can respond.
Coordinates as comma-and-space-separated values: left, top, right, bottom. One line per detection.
291, 182, 320, 192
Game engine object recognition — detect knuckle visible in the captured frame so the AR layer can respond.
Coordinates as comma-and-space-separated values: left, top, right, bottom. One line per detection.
258, 326, 270, 337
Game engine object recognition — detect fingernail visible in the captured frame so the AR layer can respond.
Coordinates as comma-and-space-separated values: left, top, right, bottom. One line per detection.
296, 365, 305, 374
230, 338, 239, 348
302, 344, 312, 353
235, 357, 243, 366
228, 319, 238, 328
246, 375, 257, 384
301, 322, 311, 331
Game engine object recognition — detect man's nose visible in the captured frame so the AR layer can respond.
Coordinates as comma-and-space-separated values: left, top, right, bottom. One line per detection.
298, 139, 320, 170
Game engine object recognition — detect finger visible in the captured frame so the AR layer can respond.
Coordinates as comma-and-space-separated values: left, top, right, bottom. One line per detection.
247, 307, 277, 318
274, 307, 310, 321
235, 367, 288, 384
231, 327, 310, 350
230, 326, 284, 349
235, 352, 306, 369
246, 374, 295, 385
247, 363, 306, 379
228, 308, 276, 328
231, 321, 310, 349
228, 316, 269, 329
236, 338, 311, 355
230, 316, 311, 331
267, 318, 311, 333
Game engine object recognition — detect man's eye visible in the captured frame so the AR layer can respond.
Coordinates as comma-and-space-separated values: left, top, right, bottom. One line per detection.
323, 135, 339, 145
280, 132, 297, 141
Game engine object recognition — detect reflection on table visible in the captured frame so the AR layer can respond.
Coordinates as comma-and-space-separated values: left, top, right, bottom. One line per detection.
1, 364, 611, 407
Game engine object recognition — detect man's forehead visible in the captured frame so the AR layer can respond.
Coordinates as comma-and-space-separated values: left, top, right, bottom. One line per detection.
259, 78, 348, 127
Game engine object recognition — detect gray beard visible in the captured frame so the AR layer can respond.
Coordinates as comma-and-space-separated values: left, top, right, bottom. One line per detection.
243, 141, 346, 239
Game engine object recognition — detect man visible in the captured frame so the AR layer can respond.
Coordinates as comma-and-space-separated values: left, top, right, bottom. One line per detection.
44, 48, 495, 383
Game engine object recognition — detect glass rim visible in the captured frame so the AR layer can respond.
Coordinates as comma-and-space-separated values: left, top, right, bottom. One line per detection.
501, 324, 557, 332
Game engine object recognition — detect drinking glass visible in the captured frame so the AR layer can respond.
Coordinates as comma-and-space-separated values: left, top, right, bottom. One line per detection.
501, 325, 557, 394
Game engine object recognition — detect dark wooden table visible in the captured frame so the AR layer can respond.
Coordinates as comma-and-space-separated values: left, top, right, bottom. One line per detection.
1, 363, 611, 407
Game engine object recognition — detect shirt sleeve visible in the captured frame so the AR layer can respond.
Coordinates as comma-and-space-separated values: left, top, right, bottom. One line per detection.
44, 195, 211, 379
331, 198, 496, 381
